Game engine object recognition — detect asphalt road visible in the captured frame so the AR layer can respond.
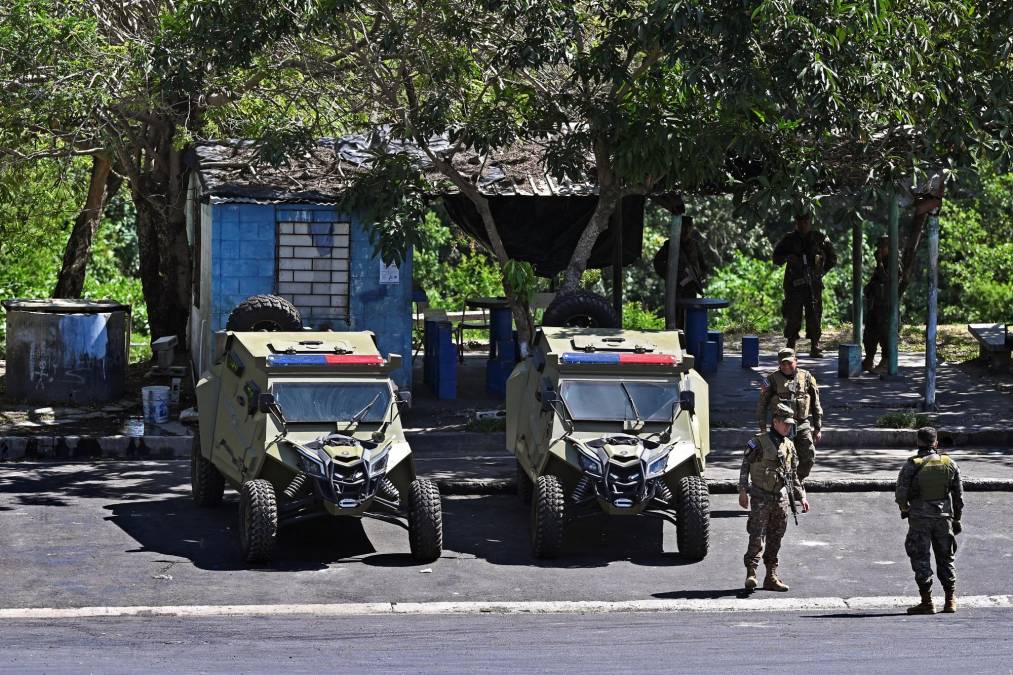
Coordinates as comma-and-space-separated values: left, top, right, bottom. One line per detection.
2, 609, 1012, 674
1, 461, 1010, 608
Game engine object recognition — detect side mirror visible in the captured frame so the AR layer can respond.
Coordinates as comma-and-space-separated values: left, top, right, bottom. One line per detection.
540, 387, 560, 413
680, 390, 695, 415
257, 392, 277, 414
395, 389, 411, 407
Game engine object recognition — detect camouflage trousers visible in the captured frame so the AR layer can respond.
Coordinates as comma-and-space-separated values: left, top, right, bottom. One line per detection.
794, 427, 815, 481
744, 495, 789, 568
906, 516, 957, 590
863, 306, 889, 361
782, 287, 822, 343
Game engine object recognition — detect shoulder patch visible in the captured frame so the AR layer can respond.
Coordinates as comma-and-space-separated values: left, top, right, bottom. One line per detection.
747, 439, 759, 450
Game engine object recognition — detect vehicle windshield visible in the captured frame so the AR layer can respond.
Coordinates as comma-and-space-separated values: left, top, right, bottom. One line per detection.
559, 379, 678, 422
271, 382, 392, 423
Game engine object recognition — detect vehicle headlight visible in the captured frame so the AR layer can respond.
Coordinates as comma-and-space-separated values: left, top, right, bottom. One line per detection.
646, 449, 671, 477
294, 447, 326, 478
365, 443, 391, 476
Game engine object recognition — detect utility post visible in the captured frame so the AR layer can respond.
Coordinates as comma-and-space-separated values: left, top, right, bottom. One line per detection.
664, 213, 683, 330
852, 219, 863, 344
923, 207, 941, 410
611, 203, 624, 327
887, 195, 900, 377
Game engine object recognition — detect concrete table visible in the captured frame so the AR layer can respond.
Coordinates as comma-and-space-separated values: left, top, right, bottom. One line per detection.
676, 297, 729, 356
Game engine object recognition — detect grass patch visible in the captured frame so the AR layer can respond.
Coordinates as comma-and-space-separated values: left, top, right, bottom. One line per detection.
465, 415, 506, 432
875, 411, 931, 429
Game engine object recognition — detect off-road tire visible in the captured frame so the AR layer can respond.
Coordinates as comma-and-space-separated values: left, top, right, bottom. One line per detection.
541, 290, 619, 329
531, 474, 565, 558
408, 478, 443, 563
190, 441, 224, 507
516, 459, 533, 505
226, 294, 302, 332
675, 474, 710, 561
239, 479, 278, 563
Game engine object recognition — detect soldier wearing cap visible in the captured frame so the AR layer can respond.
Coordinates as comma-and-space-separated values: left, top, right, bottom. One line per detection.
863, 234, 902, 372
756, 347, 823, 481
896, 426, 964, 614
739, 402, 810, 592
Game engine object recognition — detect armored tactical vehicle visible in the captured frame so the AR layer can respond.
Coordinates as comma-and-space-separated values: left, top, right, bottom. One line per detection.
192, 330, 442, 563
506, 326, 710, 559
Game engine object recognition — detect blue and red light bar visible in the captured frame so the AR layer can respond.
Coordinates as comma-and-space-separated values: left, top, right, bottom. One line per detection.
559, 352, 677, 366
268, 354, 385, 366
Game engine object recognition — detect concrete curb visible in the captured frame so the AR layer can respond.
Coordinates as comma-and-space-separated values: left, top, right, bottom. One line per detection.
0, 434, 193, 461
1, 595, 1010, 619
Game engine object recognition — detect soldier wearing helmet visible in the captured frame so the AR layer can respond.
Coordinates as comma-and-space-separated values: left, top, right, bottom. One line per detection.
739, 402, 810, 592
897, 426, 964, 614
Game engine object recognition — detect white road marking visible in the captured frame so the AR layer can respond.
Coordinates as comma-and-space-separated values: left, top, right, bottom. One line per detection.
0, 595, 1010, 619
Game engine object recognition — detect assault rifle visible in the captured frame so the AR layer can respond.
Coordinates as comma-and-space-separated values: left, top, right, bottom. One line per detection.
778, 452, 800, 526
801, 253, 822, 321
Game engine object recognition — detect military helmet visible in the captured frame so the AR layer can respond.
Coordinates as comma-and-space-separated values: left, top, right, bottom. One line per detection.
772, 402, 796, 426
917, 426, 938, 447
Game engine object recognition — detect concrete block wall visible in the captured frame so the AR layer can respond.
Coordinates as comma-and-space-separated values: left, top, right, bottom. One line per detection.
207, 202, 413, 388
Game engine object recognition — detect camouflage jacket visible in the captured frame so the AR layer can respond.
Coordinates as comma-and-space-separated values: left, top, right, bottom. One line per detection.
739, 430, 807, 501
757, 368, 823, 431
895, 448, 964, 519
772, 230, 837, 290
863, 256, 904, 309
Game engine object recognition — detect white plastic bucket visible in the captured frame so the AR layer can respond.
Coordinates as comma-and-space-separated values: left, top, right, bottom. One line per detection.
141, 385, 171, 424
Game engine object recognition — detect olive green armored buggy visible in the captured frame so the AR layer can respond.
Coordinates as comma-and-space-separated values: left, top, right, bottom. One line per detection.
506, 327, 711, 559
192, 330, 442, 563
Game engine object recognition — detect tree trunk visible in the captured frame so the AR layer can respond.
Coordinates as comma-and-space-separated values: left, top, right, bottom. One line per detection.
560, 188, 622, 292
53, 155, 123, 298
121, 125, 193, 344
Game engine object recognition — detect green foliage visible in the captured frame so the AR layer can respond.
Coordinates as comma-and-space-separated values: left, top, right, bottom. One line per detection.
465, 416, 507, 432
622, 302, 664, 331
937, 171, 1013, 323
412, 212, 504, 310
875, 411, 930, 429
503, 260, 537, 306
706, 253, 784, 333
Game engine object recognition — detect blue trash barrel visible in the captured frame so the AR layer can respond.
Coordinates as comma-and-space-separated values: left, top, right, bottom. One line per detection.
697, 338, 720, 375
2, 299, 130, 405
838, 343, 862, 378
741, 335, 760, 368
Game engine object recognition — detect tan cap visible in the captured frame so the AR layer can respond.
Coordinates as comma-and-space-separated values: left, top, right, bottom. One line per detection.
778, 348, 796, 363
773, 402, 796, 425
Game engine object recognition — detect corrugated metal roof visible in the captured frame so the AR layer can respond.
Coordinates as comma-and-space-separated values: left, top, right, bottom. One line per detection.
190, 133, 599, 203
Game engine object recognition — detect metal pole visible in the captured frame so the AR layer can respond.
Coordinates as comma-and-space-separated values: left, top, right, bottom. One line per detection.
611, 201, 624, 326
923, 210, 940, 409
887, 194, 900, 377
665, 213, 683, 329
852, 219, 863, 344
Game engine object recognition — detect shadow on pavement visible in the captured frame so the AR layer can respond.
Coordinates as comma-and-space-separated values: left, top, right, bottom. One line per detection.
0, 464, 183, 507
652, 588, 753, 600
102, 497, 430, 572
805, 612, 911, 619
441, 496, 698, 569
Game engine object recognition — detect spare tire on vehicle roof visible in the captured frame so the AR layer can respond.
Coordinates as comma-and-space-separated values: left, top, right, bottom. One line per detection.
226, 294, 303, 332
541, 290, 619, 329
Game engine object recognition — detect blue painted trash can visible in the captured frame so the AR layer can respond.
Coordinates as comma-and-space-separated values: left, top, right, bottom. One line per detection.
697, 338, 719, 375
707, 330, 724, 361
741, 335, 760, 368
684, 307, 708, 356
838, 343, 862, 378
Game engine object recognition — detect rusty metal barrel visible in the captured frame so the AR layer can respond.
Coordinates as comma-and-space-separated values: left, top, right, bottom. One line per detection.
2, 299, 131, 405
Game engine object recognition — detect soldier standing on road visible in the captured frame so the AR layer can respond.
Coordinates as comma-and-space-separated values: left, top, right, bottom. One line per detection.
897, 427, 964, 614
772, 214, 837, 357
863, 235, 901, 373
757, 347, 823, 482
739, 403, 810, 592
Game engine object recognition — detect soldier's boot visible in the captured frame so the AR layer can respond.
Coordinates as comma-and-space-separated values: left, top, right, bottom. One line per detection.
744, 566, 758, 591
786, 338, 797, 349
873, 359, 888, 373
943, 588, 957, 614
906, 585, 935, 615
762, 566, 789, 592
809, 341, 824, 358
862, 356, 875, 372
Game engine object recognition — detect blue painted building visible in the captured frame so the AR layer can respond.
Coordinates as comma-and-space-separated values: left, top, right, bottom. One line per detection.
186, 143, 413, 387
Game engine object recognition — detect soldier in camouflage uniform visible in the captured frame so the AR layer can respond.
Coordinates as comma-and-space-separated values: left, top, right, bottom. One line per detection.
757, 347, 823, 481
653, 216, 709, 329
896, 427, 964, 614
772, 214, 838, 357
863, 234, 901, 373
739, 403, 810, 592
